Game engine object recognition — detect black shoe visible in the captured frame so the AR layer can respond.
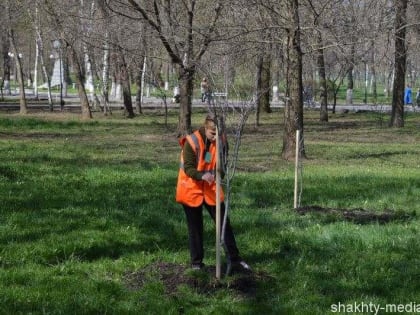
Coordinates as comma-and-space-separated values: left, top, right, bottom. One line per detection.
232, 260, 252, 273
191, 262, 205, 270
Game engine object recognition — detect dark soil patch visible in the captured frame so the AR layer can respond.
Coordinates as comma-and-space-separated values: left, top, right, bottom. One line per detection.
296, 205, 414, 224
123, 261, 268, 298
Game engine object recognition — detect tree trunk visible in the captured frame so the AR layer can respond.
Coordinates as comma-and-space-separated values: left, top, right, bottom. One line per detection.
2, 35, 11, 97
255, 48, 271, 126
117, 48, 135, 118
9, 37, 27, 114
6, 0, 27, 114
370, 39, 377, 104
15, 54, 27, 114
390, 0, 407, 128
122, 79, 135, 118
96, 0, 111, 115
33, 18, 53, 109
346, 60, 354, 105
135, 55, 146, 115
69, 46, 92, 119
32, 20, 39, 100
255, 55, 263, 127
316, 30, 328, 122
282, 0, 305, 161
177, 66, 194, 136
101, 38, 111, 115
261, 55, 271, 113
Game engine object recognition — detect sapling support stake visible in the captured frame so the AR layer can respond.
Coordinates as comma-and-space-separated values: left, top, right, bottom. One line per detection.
215, 123, 221, 280
294, 129, 300, 209
209, 96, 255, 278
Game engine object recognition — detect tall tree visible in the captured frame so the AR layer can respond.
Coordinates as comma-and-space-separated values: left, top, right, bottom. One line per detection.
5, 0, 28, 114
1, 33, 12, 98
345, 16, 355, 106
41, 0, 92, 119
283, 0, 305, 160
254, 11, 272, 119
95, 0, 112, 115
27, 1, 54, 109
107, 0, 224, 135
305, 0, 331, 122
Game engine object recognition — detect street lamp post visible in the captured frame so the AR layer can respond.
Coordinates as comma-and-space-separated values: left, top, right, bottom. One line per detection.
52, 39, 64, 110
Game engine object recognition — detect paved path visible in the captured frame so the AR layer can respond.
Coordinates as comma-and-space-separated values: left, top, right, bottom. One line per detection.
1, 91, 418, 113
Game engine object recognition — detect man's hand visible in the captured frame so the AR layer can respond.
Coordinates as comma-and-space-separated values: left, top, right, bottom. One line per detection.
202, 172, 215, 184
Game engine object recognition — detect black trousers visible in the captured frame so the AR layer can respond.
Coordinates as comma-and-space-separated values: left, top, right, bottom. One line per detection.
183, 202, 241, 265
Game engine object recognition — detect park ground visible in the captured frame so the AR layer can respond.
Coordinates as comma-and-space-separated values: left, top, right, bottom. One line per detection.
0, 107, 419, 314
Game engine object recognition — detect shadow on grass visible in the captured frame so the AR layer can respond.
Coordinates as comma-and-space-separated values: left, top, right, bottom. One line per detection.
237, 174, 418, 211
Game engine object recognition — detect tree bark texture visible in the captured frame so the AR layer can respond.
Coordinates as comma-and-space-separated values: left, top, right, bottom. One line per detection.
390, 0, 407, 128
255, 55, 263, 127
2, 34, 11, 97
315, 25, 328, 122
69, 46, 92, 119
6, 0, 27, 114
178, 66, 194, 135
261, 55, 271, 114
282, 0, 305, 161
117, 48, 135, 118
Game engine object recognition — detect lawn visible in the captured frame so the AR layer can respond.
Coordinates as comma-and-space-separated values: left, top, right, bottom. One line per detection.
0, 108, 419, 314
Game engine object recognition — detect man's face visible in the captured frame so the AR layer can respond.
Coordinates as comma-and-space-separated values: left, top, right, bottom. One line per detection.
205, 123, 217, 142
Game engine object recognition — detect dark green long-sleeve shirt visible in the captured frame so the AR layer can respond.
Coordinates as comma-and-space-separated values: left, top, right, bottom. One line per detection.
182, 127, 210, 181
182, 127, 227, 180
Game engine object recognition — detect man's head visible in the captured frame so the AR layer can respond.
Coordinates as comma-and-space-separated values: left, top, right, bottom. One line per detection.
204, 114, 217, 142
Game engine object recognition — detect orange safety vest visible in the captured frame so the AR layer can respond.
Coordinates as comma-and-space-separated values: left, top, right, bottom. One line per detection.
176, 130, 224, 207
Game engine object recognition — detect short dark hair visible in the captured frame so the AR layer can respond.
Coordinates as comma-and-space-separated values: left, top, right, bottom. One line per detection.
205, 113, 216, 124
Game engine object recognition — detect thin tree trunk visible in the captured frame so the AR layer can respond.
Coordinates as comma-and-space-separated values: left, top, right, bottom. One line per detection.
256, 35, 271, 116
370, 39, 377, 104
135, 55, 146, 114
316, 30, 328, 122
101, 37, 111, 115
117, 47, 135, 118
28, 2, 55, 108
346, 13, 355, 106
6, 0, 27, 114
96, 0, 111, 114
261, 55, 271, 113
346, 50, 354, 106
9, 36, 27, 114
255, 55, 263, 127
33, 38, 39, 99
2, 34, 11, 97
15, 53, 27, 114
69, 46, 92, 119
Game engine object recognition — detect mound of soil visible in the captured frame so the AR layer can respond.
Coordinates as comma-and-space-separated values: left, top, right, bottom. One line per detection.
123, 261, 265, 297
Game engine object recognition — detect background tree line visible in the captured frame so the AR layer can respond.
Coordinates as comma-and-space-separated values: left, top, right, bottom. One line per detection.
0, 0, 419, 159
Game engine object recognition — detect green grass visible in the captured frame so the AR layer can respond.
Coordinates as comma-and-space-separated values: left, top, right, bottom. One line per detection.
0, 109, 419, 314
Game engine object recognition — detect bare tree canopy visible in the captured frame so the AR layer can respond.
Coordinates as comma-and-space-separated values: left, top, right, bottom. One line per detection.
1, 0, 419, 155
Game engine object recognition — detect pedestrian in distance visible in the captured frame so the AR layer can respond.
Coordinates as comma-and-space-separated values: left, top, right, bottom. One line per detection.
176, 114, 251, 273
200, 78, 209, 103
416, 88, 420, 108
200, 78, 213, 105
404, 84, 412, 105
